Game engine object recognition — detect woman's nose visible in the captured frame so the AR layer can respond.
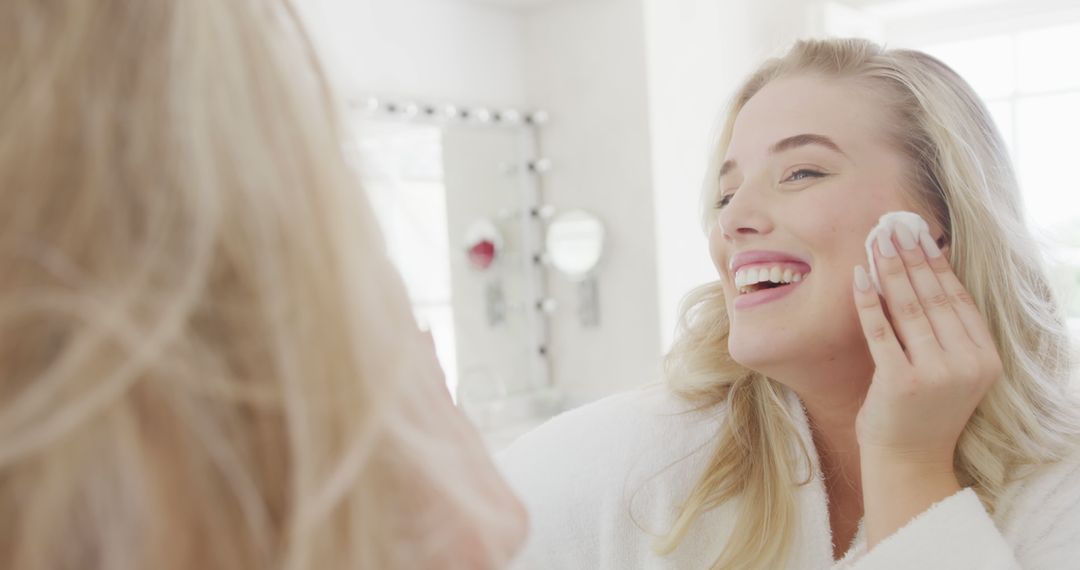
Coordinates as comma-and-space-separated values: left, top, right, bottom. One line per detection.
716, 181, 773, 241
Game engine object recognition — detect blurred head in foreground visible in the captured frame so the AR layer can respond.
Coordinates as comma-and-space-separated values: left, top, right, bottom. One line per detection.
0, 1, 525, 568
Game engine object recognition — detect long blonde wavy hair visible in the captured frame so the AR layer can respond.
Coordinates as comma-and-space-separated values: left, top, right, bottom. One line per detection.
0, 1, 521, 569
657, 38, 1080, 568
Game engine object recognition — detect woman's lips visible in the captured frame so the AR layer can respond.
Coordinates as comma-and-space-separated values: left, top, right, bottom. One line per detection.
733, 276, 806, 310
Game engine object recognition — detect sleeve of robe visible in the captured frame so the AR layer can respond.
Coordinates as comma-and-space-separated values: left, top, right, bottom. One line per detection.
833, 456, 1080, 570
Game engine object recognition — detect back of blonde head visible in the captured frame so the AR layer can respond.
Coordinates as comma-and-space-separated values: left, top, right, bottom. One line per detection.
658, 38, 1080, 569
0, 1, 518, 568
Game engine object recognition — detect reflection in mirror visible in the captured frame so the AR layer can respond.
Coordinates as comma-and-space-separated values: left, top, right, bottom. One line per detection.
546, 210, 605, 327
546, 210, 605, 279
462, 218, 506, 326
346, 99, 562, 446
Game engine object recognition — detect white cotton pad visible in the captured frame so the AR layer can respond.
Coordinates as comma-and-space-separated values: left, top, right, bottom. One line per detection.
864, 211, 931, 295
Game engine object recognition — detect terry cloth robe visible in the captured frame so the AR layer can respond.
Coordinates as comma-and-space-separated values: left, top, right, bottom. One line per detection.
498, 382, 1080, 569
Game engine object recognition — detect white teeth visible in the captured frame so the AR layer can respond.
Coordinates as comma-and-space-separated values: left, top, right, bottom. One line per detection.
734, 265, 809, 294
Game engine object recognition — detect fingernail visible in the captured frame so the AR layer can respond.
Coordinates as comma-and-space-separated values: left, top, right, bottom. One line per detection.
895, 224, 917, 250
877, 230, 898, 257
854, 265, 870, 291
920, 230, 942, 258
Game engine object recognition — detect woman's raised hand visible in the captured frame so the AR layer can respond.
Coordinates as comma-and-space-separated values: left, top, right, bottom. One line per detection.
852, 222, 1003, 546
852, 223, 1001, 464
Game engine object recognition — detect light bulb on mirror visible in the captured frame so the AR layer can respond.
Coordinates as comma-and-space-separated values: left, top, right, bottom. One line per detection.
527, 110, 549, 125
501, 109, 523, 125
528, 158, 552, 174
473, 108, 493, 123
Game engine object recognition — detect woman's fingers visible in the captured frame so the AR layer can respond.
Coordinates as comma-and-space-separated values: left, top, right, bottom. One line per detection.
888, 224, 975, 355
919, 239, 997, 352
853, 264, 910, 376
872, 226, 945, 359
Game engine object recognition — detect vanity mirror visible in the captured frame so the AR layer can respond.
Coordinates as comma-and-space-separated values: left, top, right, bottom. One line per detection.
346, 97, 561, 439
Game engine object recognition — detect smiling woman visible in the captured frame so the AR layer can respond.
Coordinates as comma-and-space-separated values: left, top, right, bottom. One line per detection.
500, 37, 1080, 569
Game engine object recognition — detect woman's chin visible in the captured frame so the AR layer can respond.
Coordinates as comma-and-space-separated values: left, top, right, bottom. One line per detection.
727, 331, 811, 372
728, 343, 782, 371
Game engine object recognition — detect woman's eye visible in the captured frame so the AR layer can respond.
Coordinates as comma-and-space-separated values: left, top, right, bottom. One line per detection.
715, 170, 822, 209
783, 169, 825, 182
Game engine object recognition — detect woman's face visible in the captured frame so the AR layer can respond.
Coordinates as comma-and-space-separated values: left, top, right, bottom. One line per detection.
708, 75, 942, 375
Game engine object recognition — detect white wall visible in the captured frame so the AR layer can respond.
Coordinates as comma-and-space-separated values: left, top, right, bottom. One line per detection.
521, 0, 664, 407
299, 0, 528, 105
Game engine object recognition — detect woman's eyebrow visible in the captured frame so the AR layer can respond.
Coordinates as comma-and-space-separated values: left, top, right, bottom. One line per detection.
719, 133, 848, 179
769, 133, 847, 156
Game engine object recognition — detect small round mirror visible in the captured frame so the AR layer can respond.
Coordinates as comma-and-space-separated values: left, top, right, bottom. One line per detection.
545, 210, 604, 279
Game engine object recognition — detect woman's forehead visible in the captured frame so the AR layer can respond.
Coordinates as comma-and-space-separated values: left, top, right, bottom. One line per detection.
728, 75, 887, 158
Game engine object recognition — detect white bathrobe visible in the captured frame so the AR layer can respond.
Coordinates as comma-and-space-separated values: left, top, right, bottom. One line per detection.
498, 382, 1080, 569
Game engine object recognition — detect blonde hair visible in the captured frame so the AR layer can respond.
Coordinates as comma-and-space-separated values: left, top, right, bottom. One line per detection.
657, 38, 1080, 568
0, 1, 519, 568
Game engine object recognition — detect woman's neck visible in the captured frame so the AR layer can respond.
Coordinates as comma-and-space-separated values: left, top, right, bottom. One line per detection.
803, 375, 868, 483
768, 356, 873, 497
756, 352, 874, 557
805, 396, 863, 495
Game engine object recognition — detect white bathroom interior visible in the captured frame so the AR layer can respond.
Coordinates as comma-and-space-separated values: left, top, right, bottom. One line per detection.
297, 0, 1080, 447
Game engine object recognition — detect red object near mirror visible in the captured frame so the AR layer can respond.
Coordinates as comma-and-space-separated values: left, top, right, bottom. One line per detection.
463, 218, 502, 272
468, 239, 496, 270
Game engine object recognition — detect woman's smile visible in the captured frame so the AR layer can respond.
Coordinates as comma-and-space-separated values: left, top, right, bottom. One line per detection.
733, 273, 807, 309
